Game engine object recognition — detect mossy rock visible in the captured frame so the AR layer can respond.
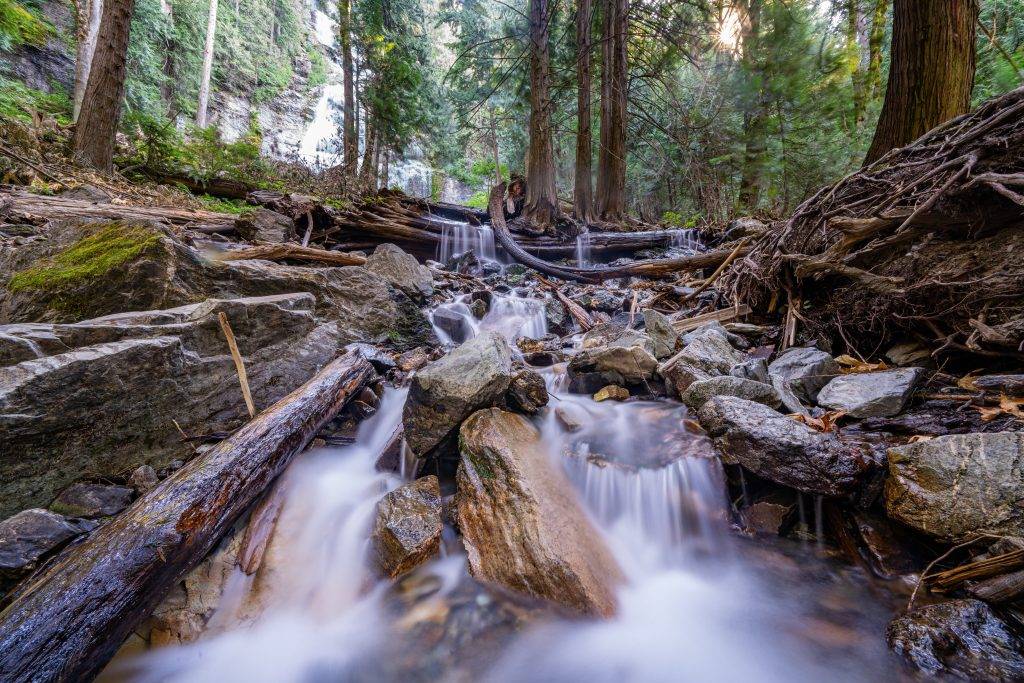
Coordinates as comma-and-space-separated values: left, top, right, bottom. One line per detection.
4, 222, 174, 322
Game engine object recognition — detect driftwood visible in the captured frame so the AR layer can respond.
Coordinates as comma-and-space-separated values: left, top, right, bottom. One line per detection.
0, 353, 375, 683
670, 304, 753, 333
928, 549, 1024, 592
216, 243, 367, 266
536, 275, 595, 331
727, 86, 1024, 356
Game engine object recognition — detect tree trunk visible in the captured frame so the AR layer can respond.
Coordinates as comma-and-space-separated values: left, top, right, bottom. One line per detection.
73, 0, 103, 123
159, 0, 177, 119
595, 0, 627, 221
847, 0, 867, 128
573, 0, 594, 223
864, 0, 977, 165
340, 0, 357, 177
196, 0, 219, 127
736, 0, 766, 212
866, 0, 889, 100
490, 106, 502, 184
523, 0, 559, 229
360, 119, 378, 190
0, 354, 375, 683
73, 0, 136, 172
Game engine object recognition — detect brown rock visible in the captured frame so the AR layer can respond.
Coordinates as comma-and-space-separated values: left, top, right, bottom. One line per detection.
594, 385, 629, 402
372, 476, 443, 579
742, 502, 791, 536
457, 408, 622, 616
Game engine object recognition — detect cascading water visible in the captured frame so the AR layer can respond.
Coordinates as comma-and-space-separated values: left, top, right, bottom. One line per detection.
669, 228, 702, 253
574, 231, 592, 267
116, 294, 899, 683
437, 219, 500, 264
430, 291, 547, 345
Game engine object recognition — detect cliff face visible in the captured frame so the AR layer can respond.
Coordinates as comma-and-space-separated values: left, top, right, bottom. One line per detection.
0, 0, 321, 159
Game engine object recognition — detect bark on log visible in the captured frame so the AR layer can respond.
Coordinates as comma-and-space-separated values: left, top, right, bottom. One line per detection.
0, 353, 375, 683
143, 171, 253, 200
216, 243, 367, 267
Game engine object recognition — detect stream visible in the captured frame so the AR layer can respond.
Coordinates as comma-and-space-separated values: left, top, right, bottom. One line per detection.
104, 234, 907, 681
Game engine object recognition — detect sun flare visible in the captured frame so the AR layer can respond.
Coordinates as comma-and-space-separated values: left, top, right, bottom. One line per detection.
718, 7, 743, 51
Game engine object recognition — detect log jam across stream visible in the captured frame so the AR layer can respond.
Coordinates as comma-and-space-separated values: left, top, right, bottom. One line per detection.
96, 256, 908, 683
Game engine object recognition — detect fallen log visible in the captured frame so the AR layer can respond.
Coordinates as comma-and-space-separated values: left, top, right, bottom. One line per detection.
0, 352, 375, 683
143, 171, 253, 200
216, 243, 367, 267
669, 304, 753, 333
536, 275, 595, 331
2, 189, 237, 232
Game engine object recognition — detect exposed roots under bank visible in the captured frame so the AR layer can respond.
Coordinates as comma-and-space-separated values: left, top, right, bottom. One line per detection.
725, 86, 1024, 361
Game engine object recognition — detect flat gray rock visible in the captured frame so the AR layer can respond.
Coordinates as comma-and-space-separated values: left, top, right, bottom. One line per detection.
365, 243, 434, 301
768, 347, 840, 413
817, 368, 922, 417
681, 376, 780, 411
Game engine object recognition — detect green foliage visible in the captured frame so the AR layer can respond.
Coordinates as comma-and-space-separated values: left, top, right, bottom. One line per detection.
0, 76, 70, 123
465, 190, 489, 209
0, 0, 49, 51
194, 194, 248, 213
9, 224, 161, 296
306, 45, 328, 90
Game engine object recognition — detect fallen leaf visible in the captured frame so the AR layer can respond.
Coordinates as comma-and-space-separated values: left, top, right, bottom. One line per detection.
908, 435, 934, 443
788, 410, 847, 433
957, 374, 982, 392
835, 354, 889, 374
975, 394, 1024, 422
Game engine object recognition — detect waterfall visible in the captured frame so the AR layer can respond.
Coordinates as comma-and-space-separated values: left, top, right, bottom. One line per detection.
430, 292, 547, 346
670, 228, 701, 252
437, 220, 500, 264
574, 232, 592, 267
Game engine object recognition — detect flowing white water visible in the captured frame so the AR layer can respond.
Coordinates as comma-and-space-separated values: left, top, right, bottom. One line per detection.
118, 296, 897, 683
670, 228, 702, 252
437, 219, 501, 264
574, 231, 592, 267
430, 291, 547, 345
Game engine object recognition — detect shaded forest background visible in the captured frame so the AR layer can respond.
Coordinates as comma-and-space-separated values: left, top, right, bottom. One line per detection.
1, 0, 1022, 223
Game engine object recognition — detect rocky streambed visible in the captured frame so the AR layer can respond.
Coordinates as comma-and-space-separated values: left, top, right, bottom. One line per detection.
2, 200, 1024, 682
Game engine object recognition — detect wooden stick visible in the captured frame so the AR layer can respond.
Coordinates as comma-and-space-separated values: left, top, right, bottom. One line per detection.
928, 548, 1024, 591
301, 209, 314, 247
0, 354, 375, 683
536, 275, 595, 331
680, 237, 749, 302
668, 304, 752, 333
218, 311, 256, 419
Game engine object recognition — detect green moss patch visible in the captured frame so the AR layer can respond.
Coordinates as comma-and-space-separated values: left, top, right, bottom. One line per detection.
9, 223, 162, 294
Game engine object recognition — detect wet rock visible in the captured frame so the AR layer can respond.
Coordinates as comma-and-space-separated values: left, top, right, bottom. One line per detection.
577, 289, 625, 313
403, 331, 514, 457
675, 326, 745, 375
506, 369, 549, 415
543, 298, 571, 335
971, 374, 1024, 397
659, 360, 714, 397
346, 342, 397, 374
568, 344, 658, 388
581, 323, 655, 354
594, 385, 629, 402
431, 307, 474, 344
373, 476, 442, 579
0, 294, 344, 517
885, 432, 1024, 541
0, 509, 90, 587
730, 357, 770, 384
724, 216, 766, 240
555, 406, 584, 431
742, 502, 791, 535
817, 368, 922, 418
365, 243, 434, 302
469, 298, 487, 319
680, 376, 781, 411
128, 465, 159, 494
850, 510, 922, 578
503, 264, 537, 286
234, 208, 294, 243
680, 321, 748, 350
642, 309, 682, 360
458, 408, 622, 616
887, 599, 1024, 681
768, 347, 840, 413
444, 250, 481, 276
50, 482, 134, 518
698, 396, 870, 496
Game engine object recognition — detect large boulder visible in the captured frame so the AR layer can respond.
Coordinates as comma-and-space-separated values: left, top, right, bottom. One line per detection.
680, 376, 781, 411
403, 331, 514, 457
372, 475, 442, 578
0, 293, 344, 518
581, 323, 656, 356
697, 396, 871, 496
365, 243, 434, 302
457, 408, 622, 616
817, 368, 922, 417
674, 325, 745, 375
886, 432, 1024, 541
1, 221, 434, 349
49, 482, 134, 518
234, 208, 294, 243
887, 599, 1024, 681
767, 347, 840, 413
